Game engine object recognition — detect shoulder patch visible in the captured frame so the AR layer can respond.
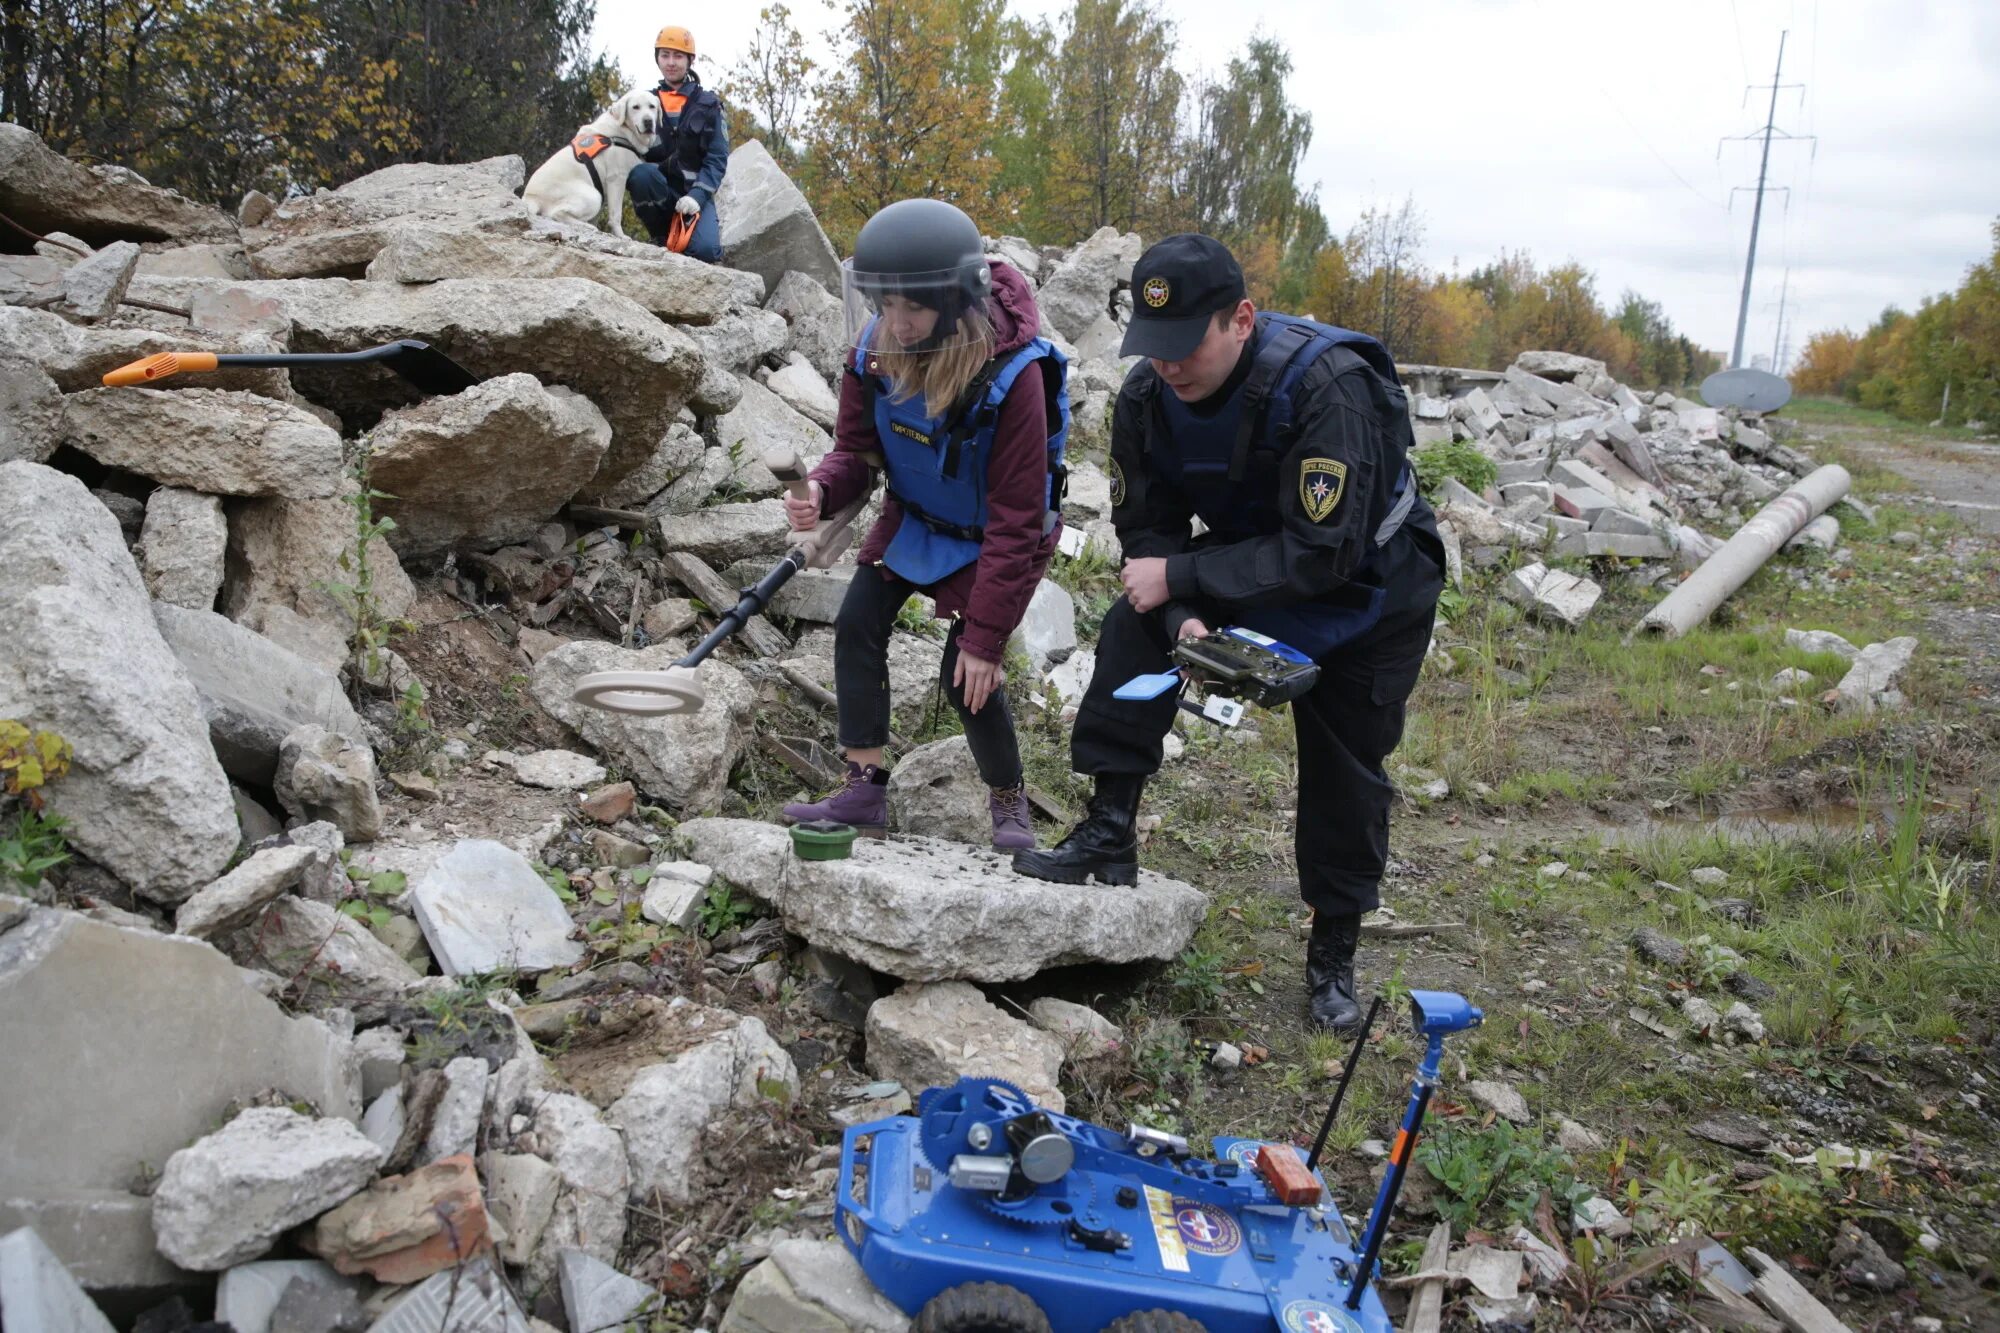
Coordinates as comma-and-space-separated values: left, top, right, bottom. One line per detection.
1299, 457, 1347, 523
1109, 458, 1126, 508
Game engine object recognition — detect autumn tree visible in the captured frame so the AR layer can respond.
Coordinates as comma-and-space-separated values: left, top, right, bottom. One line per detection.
1041, 0, 1181, 238
803, 0, 1006, 247
1176, 36, 1312, 245
295, 0, 616, 189
989, 14, 1058, 237
1347, 196, 1431, 358
1792, 329, 1858, 396
0, 0, 616, 205
724, 5, 815, 167
0, 0, 339, 203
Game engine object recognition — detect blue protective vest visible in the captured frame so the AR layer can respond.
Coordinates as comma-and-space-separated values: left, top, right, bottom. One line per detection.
1148, 312, 1417, 659
852, 331, 1071, 587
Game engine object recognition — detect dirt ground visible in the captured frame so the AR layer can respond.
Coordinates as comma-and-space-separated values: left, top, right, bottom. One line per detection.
384, 401, 1999, 1330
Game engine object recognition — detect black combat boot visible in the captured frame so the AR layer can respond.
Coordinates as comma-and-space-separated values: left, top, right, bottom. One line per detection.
1306, 910, 1365, 1033
1010, 773, 1145, 886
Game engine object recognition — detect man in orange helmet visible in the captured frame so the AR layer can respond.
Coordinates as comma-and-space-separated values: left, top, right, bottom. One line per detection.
626, 25, 729, 262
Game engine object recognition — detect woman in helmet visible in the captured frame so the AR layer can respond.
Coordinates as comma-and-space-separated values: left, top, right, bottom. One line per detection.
781, 199, 1069, 851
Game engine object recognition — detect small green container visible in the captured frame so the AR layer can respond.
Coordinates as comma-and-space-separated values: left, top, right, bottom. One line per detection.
790, 819, 859, 860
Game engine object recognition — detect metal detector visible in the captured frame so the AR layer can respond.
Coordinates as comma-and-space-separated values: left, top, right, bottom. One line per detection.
569, 447, 880, 717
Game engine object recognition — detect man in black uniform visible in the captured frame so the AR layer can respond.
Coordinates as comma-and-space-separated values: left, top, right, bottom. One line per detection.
1013, 234, 1446, 1034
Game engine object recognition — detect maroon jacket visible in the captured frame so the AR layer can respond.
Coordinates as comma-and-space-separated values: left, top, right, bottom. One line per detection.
809, 261, 1059, 664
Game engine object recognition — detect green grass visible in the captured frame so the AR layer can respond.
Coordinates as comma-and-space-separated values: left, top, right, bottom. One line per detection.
1781, 394, 1988, 442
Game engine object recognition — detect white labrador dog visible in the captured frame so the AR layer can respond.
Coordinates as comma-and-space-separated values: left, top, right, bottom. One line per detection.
522, 89, 661, 239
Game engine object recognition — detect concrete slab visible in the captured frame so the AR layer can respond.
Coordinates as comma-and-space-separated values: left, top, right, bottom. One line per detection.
0, 1226, 116, 1333
0, 908, 358, 1289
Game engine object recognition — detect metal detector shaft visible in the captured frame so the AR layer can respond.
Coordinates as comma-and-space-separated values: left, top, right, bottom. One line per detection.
1306, 995, 1383, 1173
677, 548, 811, 669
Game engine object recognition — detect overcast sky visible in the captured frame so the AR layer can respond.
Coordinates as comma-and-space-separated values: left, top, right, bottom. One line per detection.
593, 0, 2000, 366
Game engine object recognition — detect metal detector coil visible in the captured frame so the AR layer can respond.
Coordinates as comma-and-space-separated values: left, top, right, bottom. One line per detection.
570, 446, 882, 717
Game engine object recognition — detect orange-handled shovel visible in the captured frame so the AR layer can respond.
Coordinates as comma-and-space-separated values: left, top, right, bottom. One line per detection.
101, 339, 478, 396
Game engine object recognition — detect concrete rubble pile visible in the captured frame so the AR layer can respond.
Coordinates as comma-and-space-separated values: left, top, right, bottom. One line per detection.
1396, 348, 1858, 627
1, 123, 1881, 1331
0, 126, 1200, 1331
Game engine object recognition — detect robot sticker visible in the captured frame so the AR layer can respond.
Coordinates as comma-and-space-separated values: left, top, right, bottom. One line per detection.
1142, 1185, 1189, 1272
1223, 1140, 1265, 1168
1281, 1299, 1365, 1333
1172, 1200, 1242, 1257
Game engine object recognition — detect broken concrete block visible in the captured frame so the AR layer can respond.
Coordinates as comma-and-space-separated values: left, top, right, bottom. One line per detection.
1550, 458, 1619, 498
1550, 485, 1611, 520
1500, 562, 1601, 628
275, 724, 382, 841
508, 749, 608, 790
1463, 1080, 1531, 1125
0, 1226, 117, 1333
354, 1028, 406, 1103
215, 1259, 361, 1333
421, 1057, 489, 1165
559, 1249, 658, 1333
604, 1010, 798, 1206
57, 240, 140, 320
640, 877, 705, 932
1498, 481, 1552, 509
1027, 997, 1124, 1060
679, 818, 1206, 983
1833, 637, 1918, 714
1784, 627, 1859, 661
1590, 507, 1659, 538
1458, 387, 1504, 436
482, 1153, 561, 1267
1582, 532, 1673, 559
174, 845, 318, 940
1436, 476, 1493, 510
0, 907, 359, 1290
718, 1237, 910, 1333
361, 1088, 403, 1155
1784, 513, 1840, 552
866, 981, 1065, 1112
410, 839, 585, 976
151, 1108, 384, 1271
1492, 455, 1550, 487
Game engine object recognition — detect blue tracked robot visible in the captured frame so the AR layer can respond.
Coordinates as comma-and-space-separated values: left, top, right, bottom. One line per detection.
837, 991, 1483, 1333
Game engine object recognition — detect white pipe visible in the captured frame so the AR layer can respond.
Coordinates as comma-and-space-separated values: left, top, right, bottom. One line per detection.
1635, 464, 1851, 638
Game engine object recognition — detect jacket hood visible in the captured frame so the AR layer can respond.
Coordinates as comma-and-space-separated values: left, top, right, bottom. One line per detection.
986, 261, 1041, 357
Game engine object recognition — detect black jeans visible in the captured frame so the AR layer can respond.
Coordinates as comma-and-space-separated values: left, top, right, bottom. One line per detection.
834, 564, 1023, 789
1069, 526, 1445, 915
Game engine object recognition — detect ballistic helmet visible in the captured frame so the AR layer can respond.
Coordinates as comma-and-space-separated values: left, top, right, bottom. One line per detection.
841, 198, 993, 355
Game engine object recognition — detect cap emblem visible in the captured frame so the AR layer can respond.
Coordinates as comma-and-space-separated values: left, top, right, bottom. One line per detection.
1142, 276, 1171, 309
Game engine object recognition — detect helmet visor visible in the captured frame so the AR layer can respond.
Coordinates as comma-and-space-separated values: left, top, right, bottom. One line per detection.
840, 260, 986, 356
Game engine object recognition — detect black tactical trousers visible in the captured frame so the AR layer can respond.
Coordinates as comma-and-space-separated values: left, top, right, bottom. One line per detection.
1070, 526, 1445, 915
834, 563, 1024, 789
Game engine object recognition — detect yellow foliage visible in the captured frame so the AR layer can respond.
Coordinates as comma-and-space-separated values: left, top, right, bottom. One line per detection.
0, 721, 72, 811
1792, 330, 1859, 396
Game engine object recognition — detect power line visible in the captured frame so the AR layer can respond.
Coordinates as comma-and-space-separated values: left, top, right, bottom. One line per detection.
1720, 28, 1816, 369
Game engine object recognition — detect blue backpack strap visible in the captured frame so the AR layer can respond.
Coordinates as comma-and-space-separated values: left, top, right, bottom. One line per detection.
1229, 318, 1320, 483
848, 321, 881, 421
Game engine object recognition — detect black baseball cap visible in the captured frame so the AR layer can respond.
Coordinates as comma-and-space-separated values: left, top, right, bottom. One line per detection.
1119, 233, 1247, 361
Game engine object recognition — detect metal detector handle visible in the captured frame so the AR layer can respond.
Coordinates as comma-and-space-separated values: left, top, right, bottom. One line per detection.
763, 446, 882, 571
